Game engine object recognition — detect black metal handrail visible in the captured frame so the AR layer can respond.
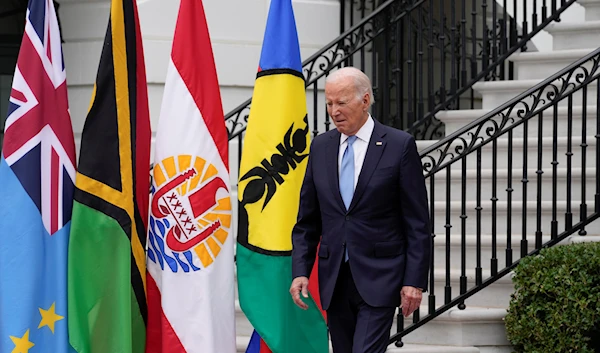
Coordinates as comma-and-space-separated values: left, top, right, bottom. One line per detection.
225, 0, 425, 140
339, 0, 381, 35
408, 0, 579, 139
390, 46, 600, 346
225, 0, 577, 146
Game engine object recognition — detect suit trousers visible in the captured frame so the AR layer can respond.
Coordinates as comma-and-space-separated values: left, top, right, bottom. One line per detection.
326, 261, 396, 353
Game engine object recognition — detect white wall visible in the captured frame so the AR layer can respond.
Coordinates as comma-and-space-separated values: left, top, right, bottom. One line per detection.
59, 0, 340, 138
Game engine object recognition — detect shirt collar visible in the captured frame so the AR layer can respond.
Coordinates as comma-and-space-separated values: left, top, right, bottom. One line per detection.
340, 114, 374, 145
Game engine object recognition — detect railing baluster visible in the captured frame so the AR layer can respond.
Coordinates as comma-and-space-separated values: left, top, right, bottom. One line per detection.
461, 0, 468, 94
459, 158, 467, 310
440, 0, 447, 109
482, 0, 489, 72
551, 103, 559, 239
349, 0, 355, 31
492, 0, 498, 79
500, 0, 507, 80
533, 0, 538, 30
428, 0, 435, 115
324, 72, 331, 132
450, 0, 458, 107
536, 112, 544, 249
506, 129, 513, 266
596, 77, 600, 212
542, 0, 548, 22
510, 0, 517, 80
361, 0, 366, 21
347, 0, 355, 67
521, 120, 528, 259
470, 0, 477, 108
413, 307, 420, 324
476, 148, 482, 285
238, 134, 243, 177
566, 95, 573, 230
339, 0, 345, 34
371, 38, 378, 119
429, 174, 436, 315
522, 0, 528, 39
491, 139, 498, 275
399, 18, 405, 130
418, 5, 425, 123
445, 166, 452, 305
407, 5, 414, 128
383, 10, 390, 125
313, 81, 319, 137
580, 86, 588, 235
395, 20, 402, 129
471, 0, 477, 83
395, 308, 404, 347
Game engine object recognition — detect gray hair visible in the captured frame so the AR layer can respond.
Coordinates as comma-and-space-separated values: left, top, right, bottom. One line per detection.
326, 67, 375, 106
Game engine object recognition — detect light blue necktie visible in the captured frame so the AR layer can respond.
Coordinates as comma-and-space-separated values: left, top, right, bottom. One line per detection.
340, 135, 357, 261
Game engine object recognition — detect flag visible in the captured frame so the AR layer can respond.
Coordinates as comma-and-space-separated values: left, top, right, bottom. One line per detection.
144, 0, 235, 352
66, 0, 151, 351
236, 0, 329, 352
0, 0, 76, 352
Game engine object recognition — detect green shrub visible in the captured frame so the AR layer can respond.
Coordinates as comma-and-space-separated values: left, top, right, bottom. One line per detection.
505, 241, 600, 353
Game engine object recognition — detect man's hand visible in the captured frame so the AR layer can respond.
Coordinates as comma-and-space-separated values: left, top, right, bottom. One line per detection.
290, 276, 310, 310
400, 286, 423, 317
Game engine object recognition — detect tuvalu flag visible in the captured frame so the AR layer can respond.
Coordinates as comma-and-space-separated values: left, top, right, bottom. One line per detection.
236, 0, 328, 352
144, 0, 235, 352
66, 0, 151, 351
0, 0, 76, 351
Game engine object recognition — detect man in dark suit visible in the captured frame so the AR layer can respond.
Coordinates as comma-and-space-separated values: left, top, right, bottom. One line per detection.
290, 67, 431, 353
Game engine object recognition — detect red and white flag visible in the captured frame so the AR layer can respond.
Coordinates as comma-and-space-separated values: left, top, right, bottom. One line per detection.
145, 0, 235, 352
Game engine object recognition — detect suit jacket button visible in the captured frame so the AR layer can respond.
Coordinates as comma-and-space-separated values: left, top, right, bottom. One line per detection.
345, 216, 350, 221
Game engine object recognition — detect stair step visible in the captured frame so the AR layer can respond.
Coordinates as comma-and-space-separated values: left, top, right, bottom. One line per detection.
235, 305, 509, 351
568, 234, 600, 243
473, 79, 598, 110
427, 166, 596, 203
431, 233, 555, 270
437, 105, 599, 138
235, 335, 483, 353
401, 307, 509, 347
545, 20, 600, 51
580, 0, 600, 21
510, 49, 595, 80
430, 199, 600, 235
418, 136, 598, 168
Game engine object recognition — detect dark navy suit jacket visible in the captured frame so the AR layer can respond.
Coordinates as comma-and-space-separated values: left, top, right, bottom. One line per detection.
291, 119, 431, 310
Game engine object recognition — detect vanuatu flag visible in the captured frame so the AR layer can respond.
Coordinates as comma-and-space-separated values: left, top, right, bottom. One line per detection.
67, 0, 151, 351
236, 0, 328, 352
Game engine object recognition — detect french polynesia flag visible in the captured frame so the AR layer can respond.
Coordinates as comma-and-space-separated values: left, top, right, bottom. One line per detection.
145, 0, 235, 352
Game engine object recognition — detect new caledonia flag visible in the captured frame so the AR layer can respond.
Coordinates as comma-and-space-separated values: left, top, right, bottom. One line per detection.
236, 0, 328, 352
0, 0, 77, 352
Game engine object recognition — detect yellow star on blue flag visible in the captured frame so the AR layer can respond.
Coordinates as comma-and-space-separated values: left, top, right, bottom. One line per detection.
39, 303, 65, 334
9, 329, 34, 353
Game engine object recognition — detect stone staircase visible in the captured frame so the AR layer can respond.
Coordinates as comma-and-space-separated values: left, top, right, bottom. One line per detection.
232, 1, 600, 352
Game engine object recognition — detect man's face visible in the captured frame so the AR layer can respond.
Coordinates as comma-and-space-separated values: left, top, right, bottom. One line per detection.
325, 77, 369, 136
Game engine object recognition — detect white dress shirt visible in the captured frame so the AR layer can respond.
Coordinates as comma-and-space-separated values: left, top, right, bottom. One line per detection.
338, 115, 374, 189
